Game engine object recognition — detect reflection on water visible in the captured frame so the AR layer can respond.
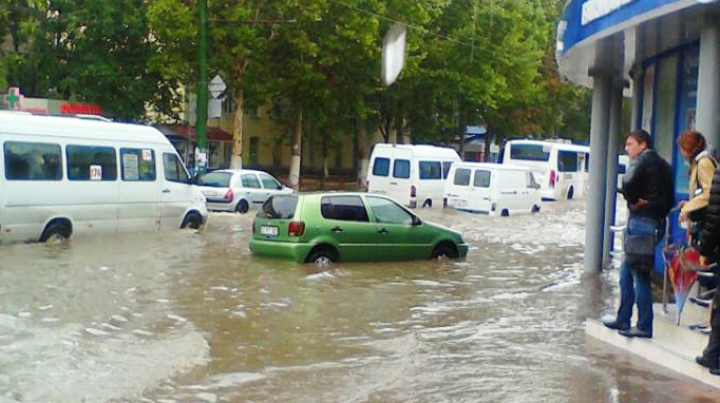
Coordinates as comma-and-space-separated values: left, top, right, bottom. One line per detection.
0, 202, 717, 402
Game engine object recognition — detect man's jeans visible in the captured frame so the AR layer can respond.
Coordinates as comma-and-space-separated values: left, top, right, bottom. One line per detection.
616, 261, 653, 334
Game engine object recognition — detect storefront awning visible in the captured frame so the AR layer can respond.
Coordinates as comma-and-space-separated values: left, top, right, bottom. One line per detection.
160, 124, 233, 142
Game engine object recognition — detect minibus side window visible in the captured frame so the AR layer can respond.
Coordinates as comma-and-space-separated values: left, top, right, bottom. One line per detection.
4, 141, 62, 181
419, 161, 441, 180
372, 157, 390, 177
393, 159, 410, 179
67, 145, 117, 181
162, 153, 190, 183
557, 150, 578, 172
121, 148, 156, 181
453, 168, 471, 186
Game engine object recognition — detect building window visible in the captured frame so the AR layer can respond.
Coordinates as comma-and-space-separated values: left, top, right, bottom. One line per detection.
249, 137, 260, 166
208, 141, 220, 168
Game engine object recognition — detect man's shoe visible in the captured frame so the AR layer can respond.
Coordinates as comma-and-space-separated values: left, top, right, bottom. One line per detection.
696, 355, 719, 370
618, 327, 652, 338
603, 320, 629, 331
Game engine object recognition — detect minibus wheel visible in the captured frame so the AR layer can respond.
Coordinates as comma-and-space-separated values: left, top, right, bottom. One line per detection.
40, 221, 71, 243
422, 199, 432, 208
567, 186, 574, 200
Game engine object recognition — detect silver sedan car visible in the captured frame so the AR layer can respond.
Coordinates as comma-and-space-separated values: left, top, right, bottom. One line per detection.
196, 169, 292, 213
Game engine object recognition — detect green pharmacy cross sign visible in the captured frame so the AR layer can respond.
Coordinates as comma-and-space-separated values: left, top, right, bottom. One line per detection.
2, 87, 24, 111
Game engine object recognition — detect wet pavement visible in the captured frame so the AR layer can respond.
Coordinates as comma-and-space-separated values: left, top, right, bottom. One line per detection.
1, 201, 718, 402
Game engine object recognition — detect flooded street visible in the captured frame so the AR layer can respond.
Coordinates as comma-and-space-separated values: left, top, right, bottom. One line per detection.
1, 202, 718, 402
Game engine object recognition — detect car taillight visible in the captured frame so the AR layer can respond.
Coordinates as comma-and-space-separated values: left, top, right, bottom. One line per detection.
410, 185, 416, 197
288, 221, 305, 237
549, 170, 556, 187
224, 189, 234, 201
491, 202, 497, 212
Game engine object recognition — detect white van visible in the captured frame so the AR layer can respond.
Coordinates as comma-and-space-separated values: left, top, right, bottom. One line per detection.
367, 144, 461, 208
443, 162, 541, 216
502, 139, 590, 201
0, 112, 208, 244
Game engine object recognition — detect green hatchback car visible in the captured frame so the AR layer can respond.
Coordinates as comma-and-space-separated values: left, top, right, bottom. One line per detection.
249, 192, 469, 264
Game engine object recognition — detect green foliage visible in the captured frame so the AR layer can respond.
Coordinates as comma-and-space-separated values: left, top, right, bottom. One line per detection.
0, 0, 590, 143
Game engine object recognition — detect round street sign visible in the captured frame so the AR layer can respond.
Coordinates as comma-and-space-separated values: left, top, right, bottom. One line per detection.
209, 75, 227, 99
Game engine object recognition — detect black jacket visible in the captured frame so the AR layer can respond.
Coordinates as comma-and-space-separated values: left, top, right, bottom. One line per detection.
699, 165, 720, 256
622, 149, 674, 220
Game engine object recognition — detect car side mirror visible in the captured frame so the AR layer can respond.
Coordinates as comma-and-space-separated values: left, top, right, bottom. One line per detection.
412, 215, 422, 226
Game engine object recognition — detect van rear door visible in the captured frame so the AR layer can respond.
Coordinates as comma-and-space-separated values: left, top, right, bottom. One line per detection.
470, 169, 492, 213
387, 148, 413, 206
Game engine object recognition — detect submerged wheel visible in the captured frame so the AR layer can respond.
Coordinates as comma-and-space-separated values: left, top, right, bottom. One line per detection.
567, 186, 574, 200
422, 199, 432, 208
531, 204, 541, 214
181, 212, 203, 229
236, 199, 250, 214
501, 209, 510, 217
430, 243, 458, 259
40, 222, 71, 243
306, 246, 337, 265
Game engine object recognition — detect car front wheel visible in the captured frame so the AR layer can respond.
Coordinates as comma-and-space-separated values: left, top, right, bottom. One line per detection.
430, 243, 458, 259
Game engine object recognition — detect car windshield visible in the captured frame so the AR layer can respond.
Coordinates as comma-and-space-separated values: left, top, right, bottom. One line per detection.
197, 171, 232, 187
260, 195, 298, 219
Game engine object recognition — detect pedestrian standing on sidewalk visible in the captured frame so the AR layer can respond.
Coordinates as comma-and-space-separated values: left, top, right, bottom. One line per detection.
677, 131, 717, 246
603, 130, 674, 339
695, 153, 720, 375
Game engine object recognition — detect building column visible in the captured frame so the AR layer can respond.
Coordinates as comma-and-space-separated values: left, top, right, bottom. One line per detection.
585, 74, 612, 273
630, 71, 643, 131
696, 15, 720, 148
602, 79, 624, 263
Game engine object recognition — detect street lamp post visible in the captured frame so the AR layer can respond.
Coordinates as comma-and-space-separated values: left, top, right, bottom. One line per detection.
196, 0, 209, 176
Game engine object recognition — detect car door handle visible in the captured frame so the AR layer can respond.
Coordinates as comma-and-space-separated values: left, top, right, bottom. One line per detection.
331, 226, 344, 233
378, 228, 389, 234
162, 189, 171, 193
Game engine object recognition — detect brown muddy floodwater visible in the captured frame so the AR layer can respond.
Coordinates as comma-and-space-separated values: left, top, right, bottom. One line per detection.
0, 201, 718, 402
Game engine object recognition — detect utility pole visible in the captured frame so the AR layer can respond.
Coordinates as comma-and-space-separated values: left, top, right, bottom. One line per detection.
196, 0, 209, 175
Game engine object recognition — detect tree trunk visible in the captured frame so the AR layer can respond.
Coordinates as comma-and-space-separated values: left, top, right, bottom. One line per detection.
458, 109, 466, 160
356, 114, 370, 191
231, 90, 245, 169
484, 124, 494, 162
288, 109, 303, 190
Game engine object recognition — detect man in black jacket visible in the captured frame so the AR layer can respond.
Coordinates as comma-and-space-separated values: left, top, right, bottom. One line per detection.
696, 164, 720, 375
604, 130, 674, 339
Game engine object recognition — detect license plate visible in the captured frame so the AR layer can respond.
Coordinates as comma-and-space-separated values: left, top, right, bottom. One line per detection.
452, 199, 466, 207
260, 226, 278, 236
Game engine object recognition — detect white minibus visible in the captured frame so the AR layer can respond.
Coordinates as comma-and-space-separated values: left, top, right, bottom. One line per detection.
0, 112, 208, 244
443, 162, 541, 216
367, 144, 461, 208
502, 139, 590, 201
